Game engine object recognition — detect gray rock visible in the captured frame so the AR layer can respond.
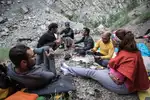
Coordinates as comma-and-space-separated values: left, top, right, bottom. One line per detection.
45, 7, 51, 13
17, 0, 22, 3
40, 25, 47, 30
0, 17, 8, 24
0, 1, 5, 4
20, 5, 30, 14
2, 27, 9, 33
7, 1, 12, 5
0, 32, 9, 37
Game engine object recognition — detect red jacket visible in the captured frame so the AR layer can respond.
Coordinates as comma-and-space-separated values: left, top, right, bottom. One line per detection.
109, 50, 150, 92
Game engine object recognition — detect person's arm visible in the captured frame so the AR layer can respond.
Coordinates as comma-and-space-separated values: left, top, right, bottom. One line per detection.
63, 29, 74, 38
34, 46, 49, 55
60, 29, 65, 35
37, 34, 47, 48
101, 45, 114, 59
45, 48, 56, 75
75, 37, 84, 44
92, 40, 100, 52
144, 29, 150, 35
29, 66, 55, 88
83, 38, 94, 50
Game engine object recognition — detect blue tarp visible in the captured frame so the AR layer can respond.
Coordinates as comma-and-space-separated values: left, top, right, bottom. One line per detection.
114, 43, 150, 56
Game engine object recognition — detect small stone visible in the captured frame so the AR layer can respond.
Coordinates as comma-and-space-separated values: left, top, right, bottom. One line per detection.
40, 25, 46, 30
24, 15, 31, 20
45, 7, 50, 13
0, 1, 5, 4
0, 17, 8, 24
2, 27, 9, 33
7, 1, 12, 5
0, 32, 9, 37
45, 21, 51, 25
20, 5, 29, 14
17, 0, 22, 3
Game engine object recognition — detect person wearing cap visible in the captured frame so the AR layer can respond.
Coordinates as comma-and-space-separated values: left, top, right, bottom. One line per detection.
59, 22, 74, 50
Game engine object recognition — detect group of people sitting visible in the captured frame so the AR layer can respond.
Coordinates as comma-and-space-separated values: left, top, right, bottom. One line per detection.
1, 22, 150, 98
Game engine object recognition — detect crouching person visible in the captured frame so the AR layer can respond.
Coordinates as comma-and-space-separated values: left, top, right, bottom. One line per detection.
7, 44, 75, 95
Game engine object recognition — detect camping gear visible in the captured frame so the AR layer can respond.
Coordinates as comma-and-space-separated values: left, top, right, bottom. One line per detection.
28, 75, 75, 95
0, 88, 10, 100
138, 77, 150, 100
5, 91, 38, 100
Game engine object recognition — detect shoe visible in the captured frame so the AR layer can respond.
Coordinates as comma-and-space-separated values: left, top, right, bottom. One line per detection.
61, 62, 69, 68
60, 66, 70, 75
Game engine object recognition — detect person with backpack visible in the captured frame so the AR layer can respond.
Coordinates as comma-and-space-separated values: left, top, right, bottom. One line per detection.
7, 44, 75, 95
61, 29, 150, 94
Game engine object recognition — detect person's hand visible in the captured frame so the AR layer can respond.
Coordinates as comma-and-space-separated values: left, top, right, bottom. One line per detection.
75, 46, 79, 49
91, 49, 96, 52
55, 38, 61, 46
45, 48, 54, 57
94, 56, 101, 60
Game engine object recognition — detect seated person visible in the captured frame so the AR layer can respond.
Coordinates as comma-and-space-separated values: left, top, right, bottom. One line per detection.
7, 44, 56, 89
37, 23, 61, 64
74, 27, 94, 56
61, 29, 150, 94
136, 29, 150, 42
59, 22, 74, 50
37, 23, 61, 50
89, 31, 114, 67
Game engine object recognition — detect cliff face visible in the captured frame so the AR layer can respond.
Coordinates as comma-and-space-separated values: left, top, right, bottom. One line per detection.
49, 0, 149, 28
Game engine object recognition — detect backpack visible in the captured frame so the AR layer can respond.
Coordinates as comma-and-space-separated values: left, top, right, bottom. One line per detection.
0, 63, 11, 89
0, 63, 24, 99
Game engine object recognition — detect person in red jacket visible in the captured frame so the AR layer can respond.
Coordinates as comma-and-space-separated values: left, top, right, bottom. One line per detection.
61, 29, 150, 94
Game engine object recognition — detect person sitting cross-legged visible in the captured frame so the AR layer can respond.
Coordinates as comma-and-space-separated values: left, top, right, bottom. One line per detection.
88, 31, 114, 67
74, 27, 94, 56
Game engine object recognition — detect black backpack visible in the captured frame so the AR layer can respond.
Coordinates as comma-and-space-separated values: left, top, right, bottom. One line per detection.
0, 63, 24, 90
0, 63, 11, 89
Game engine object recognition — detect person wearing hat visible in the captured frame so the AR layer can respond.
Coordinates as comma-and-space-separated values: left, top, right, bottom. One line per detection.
59, 22, 74, 50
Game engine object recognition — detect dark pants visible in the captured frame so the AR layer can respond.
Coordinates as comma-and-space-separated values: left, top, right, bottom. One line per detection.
74, 45, 86, 56
87, 51, 109, 67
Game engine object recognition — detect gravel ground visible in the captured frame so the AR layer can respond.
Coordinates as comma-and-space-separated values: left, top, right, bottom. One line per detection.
1, 0, 149, 99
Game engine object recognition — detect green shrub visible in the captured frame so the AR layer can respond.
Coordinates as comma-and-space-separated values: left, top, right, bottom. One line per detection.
105, 9, 130, 28
111, 14, 130, 28
136, 11, 150, 24
126, 0, 139, 11
0, 48, 10, 62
